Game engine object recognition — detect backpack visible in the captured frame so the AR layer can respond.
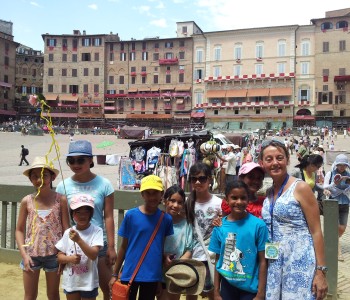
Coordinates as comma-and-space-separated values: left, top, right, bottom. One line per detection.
23, 148, 29, 156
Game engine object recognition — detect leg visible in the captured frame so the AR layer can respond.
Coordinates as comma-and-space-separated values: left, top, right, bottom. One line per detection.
45, 271, 60, 300
186, 295, 198, 300
66, 293, 81, 300
137, 282, 158, 300
24, 157, 29, 165
98, 256, 112, 300
157, 288, 180, 300
23, 269, 40, 300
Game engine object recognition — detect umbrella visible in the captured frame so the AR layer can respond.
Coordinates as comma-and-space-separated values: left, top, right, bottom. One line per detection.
96, 141, 115, 149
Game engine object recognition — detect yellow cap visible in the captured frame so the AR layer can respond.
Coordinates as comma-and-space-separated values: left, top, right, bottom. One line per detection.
140, 175, 164, 192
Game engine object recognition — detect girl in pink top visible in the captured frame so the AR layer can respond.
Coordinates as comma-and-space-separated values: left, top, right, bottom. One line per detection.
15, 157, 69, 300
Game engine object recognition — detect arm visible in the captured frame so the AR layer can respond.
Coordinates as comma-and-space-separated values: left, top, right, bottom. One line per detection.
60, 195, 70, 231
109, 237, 128, 288
254, 251, 267, 300
323, 171, 332, 189
180, 250, 192, 259
213, 254, 222, 300
57, 250, 81, 265
15, 197, 33, 272
104, 193, 117, 266
294, 180, 328, 299
69, 228, 100, 260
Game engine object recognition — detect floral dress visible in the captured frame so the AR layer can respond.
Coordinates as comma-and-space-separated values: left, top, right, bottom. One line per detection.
262, 180, 316, 300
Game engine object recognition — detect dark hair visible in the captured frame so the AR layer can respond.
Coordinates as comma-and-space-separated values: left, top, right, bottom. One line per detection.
28, 168, 56, 189
70, 206, 94, 222
185, 162, 212, 225
259, 140, 290, 161
164, 185, 186, 203
295, 154, 323, 170
225, 179, 250, 199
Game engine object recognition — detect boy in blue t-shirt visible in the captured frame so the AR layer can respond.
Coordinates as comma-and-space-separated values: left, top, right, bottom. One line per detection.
109, 175, 173, 300
209, 180, 268, 300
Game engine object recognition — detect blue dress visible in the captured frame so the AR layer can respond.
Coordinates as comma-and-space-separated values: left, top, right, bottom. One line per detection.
262, 180, 316, 300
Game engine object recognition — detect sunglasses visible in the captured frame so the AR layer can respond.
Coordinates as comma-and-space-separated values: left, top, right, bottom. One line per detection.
190, 176, 208, 184
261, 139, 285, 148
66, 156, 89, 165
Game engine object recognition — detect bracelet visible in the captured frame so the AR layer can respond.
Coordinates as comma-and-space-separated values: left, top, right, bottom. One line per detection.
112, 273, 119, 278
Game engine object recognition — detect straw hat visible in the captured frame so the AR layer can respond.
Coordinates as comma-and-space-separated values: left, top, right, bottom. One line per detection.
23, 156, 59, 178
165, 259, 205, 295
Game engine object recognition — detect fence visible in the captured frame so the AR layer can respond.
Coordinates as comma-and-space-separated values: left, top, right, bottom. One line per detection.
0, 184, 340, 299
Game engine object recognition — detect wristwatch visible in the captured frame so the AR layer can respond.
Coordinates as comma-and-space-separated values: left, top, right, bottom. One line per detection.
316, 265, 328, 274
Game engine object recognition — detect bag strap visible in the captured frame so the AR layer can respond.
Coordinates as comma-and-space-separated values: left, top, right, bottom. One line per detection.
128, 211, 165, 285
194, 218, 212, 263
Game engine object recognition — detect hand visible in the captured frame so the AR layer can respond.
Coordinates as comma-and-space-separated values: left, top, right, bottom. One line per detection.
57, 263, 66, 275
253, 294, 265, 300
106, 246, 117, 266
212, 215, 222, 227
109, 276, 117, 290
23, 255, 34, 272
312, 271, 328, 300
323, 189, 331, 198
70, 254, 81, 264
334, 174, 342, 185
69, 229, 81, 243
163, 254, 176, 268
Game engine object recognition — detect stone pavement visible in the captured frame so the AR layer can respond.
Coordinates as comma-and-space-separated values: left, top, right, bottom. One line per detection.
0, 131, 350, 298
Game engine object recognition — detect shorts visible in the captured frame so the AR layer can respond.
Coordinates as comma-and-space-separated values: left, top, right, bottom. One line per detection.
202, 261, 214, 292
20, 254, 58, 272
64, 287, 98, 298
98, 241, 108, 258
339, 204, 349, 226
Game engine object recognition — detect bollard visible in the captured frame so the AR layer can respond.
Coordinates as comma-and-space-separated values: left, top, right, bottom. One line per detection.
323, 199, 339, 300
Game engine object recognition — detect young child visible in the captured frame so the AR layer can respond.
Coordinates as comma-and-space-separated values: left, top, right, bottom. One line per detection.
109, 175, 173, 300
185, 162, 222, 300
159, 185, 193, 300
56, 194, 103, 300
15, 156, 69, 300
209, 180, 268, 300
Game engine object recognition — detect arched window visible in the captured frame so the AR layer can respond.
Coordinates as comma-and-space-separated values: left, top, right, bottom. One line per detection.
321, 22, 333, 30
336, 20, 348, 29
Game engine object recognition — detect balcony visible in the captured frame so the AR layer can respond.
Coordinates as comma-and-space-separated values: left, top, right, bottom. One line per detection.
130, 72, 137, 77
159, 58, 179, 65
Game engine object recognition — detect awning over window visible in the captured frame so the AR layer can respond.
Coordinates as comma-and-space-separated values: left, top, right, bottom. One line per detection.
293, 115, 315, 120
191, 111, 205, 118
247, 89, 270, 97
42, 112, 78, 118
44, 94, 59, 101
105, 114, 127, 119
138, 87, 151, 92
176, 85, 191, 91
126, 114, 172, 119
0, 81, 12, 88
151, 87, 160, 92
226, 89, 247, 97
60, 94, 79, 101
160, 86, 175, 91
334, 75, 350, 82
176, 99, 184, 104
207, 90, 226, 98
127, 88, 138, 93
269, 88, 293, 96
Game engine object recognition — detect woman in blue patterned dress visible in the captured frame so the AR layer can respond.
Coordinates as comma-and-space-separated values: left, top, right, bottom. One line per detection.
259, 140, 328, 300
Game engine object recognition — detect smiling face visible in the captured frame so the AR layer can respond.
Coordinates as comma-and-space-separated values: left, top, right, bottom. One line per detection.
66, 156, 93, 174
226, 187, 249, 217
141, 189, 163, 212
190, 171, 211, 193
241, 169, 264, 194
72, 206, 93, 230
165, 192, 185, 217
260, 145, 289, 179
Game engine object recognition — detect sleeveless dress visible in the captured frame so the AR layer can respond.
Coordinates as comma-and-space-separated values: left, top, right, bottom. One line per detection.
262, 180, 316, 300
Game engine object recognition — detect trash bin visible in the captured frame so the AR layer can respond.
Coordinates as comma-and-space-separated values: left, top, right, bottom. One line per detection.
96, 155, 106, 165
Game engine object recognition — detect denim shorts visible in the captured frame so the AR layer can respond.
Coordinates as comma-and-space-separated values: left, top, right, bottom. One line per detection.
20, 254, 58, 272
64, 287, 98, 298
339, 204, 349, 226
98, 241, 107, 258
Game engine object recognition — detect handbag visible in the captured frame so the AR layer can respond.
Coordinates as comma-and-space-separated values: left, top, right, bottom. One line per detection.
112, 212, 165, 300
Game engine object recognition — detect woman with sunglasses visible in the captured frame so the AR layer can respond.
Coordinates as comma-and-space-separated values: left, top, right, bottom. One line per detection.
185, 162, 222, 300
259, 140, 328, 300
56, 140, 116, 300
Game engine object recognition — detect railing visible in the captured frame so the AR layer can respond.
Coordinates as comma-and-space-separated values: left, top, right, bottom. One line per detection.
0, 185, 339, 299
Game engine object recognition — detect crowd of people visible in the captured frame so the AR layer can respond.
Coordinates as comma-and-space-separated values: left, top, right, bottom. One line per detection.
14, 135, 350, 300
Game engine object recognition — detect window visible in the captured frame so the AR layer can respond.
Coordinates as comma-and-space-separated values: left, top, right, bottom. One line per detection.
196, 48, 203, 63
48, 84, 53, 92
142, 52, 148, 61
339, 68, 346, 76
82, 38, 91, 46
165, 41, 173, 48
62, 85, 67, 93
94, 84, 99, 93
93, 38, 101, 46
141, 99, 146, 109
141, 76, 146, 84
49, 54, 54, 62
131, 66, 136, 72
62, 69, 67, 76
179, 40, 185, 47
82, 53, 91, 61
62, 39, 67, 48
179, 51, 185, 59
299, 88, 310, 101
120, 52, 126, 61
109, 52, 114, 61
165, 52, 173, 59
154, 42, 159, 49
278, 40, 286, 57
166, 74, 171, 83
214, 46, 221, 60
142, 42, 146, 50
255, 64, 263, 75
179, 73, 184, 83
131, 42, 136, 51
72, 39, 78, 49
46, 38, 57, 47
48, 68, 53, 76
110, 44, 114, 51
152, 74, 159, 84
256, 42, 264, 58
94, 53, 99, 61
195, 68, 203, 80
94, 68, 99, 76
32, 69, 37, 77
69, 85, 79, 93
130, 52, 136, 61
323, 42, 329, 53
131, 77, 136, 84
72, 69, 77, 77
277, 62, 286, 74
119, 76, 124, 84
323, 69, 329, 76
278, 109, 283, 114
233, 65, 241, 76
301, 40, 310, 56
256, 109, 260, 114
234, 44, 242, 60
301, 62, 309, 75
120, 43, 124, 51
182, 26, 187, 34
195, 92, 203, 105
340, 40, 346, 52
153, 53, 159, 61
109, 76, 114, 84
213, 66, 221, 77
323, 85, 328, 92
72, 54, 77, 62
321, 22, 333, 30
83, 84, 88, 93
62, 54, 67, 62
336, 21, 348, 29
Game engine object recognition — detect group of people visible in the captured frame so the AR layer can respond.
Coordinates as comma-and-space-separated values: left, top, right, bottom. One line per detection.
18, 137, 350, 300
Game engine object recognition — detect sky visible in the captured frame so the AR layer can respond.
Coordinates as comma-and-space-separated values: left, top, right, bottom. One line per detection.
2, 0, 349, 51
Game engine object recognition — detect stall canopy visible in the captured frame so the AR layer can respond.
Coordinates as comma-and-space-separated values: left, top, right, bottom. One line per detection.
120, 126, 149, 139
247, 89, 270, 97
269, 88, 293, 96
207, 90, 226, 98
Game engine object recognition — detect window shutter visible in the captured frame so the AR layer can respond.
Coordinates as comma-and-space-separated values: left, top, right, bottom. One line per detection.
329, 92, 333, 104
318, 92, 322, 104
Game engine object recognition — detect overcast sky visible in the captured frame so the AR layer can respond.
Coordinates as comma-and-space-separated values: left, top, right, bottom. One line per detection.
2, 0, 349, 51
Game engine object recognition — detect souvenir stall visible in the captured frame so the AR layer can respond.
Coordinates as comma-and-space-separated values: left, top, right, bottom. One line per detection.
119, 131, 216, 191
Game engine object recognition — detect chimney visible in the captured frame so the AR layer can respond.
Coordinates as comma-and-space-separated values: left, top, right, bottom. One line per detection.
83, 30, 86, 35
